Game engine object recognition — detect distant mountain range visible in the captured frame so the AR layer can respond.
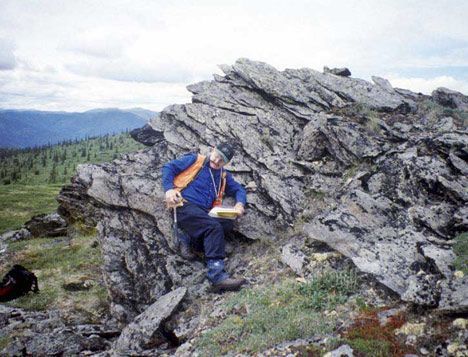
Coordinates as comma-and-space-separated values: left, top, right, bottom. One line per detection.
0, 108, 158, 148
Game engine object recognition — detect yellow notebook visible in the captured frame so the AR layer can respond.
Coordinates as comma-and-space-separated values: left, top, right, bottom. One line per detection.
208, 207, 239, 219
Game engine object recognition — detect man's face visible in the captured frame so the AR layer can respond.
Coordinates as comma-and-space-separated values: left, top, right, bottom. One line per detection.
209, 148, 226, 170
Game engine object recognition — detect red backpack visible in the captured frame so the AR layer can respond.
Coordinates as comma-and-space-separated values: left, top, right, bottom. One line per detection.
0, 265, 39, 302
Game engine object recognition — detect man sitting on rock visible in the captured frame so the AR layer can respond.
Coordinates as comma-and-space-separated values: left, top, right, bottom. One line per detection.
162, 142, 247, 292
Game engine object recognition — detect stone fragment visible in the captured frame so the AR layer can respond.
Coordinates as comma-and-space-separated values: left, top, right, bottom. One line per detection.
419, 347, 430, 355
63, 280, 94, 291
311, 252, 341, 263
323, 344, 354, 357
372, 76, 394, 92
324, 66, 352, 77
452, 318, 467, 330
438, 277, 468, 314
113, 287, 187, 354
377, 307, 405, 326
281, 244, 307, 275
0, 228, 31, 242
395, 322, 426, 336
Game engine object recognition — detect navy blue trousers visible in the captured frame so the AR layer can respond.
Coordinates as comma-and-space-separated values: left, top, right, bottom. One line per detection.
176, 202, 233, 260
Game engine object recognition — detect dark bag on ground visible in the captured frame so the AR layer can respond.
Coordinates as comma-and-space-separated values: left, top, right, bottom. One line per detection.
0, 264, 39, 302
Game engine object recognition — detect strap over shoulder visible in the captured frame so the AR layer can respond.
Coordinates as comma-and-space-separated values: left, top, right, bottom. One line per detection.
173, 154, 206, 191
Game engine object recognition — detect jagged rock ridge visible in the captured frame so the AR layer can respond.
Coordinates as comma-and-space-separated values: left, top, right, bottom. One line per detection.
57, 59, 467, 345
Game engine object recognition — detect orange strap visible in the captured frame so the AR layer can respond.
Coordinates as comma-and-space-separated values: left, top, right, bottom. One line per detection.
173, 154, 206, 192
212, 172, 227, 207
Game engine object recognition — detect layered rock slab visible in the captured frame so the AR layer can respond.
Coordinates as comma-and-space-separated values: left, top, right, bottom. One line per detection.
112, 287, 187, 354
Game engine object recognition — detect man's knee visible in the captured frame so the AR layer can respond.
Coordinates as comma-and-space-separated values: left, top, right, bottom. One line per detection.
206, 220, 224, 236
220, 220, 234, 234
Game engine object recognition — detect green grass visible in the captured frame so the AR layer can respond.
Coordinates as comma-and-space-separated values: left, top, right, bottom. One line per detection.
7, 236, 101, 272
343, 164, 359, 181
347, 338, 391, 357
346, 102, 382, 134
418, 99, 468, 127
1, 235, 107, 321
304, 188, 326, 200
0, 184, 62, 233
0, 336, 12, 352
298, 270, 360, 310
196, 270, 359, 356
454, 232, 468, 274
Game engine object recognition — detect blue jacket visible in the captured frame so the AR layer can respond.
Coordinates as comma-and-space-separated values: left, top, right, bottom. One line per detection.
162, 153, 247, 210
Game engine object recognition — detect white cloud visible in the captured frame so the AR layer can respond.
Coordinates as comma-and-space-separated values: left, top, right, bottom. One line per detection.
0, 0, 467, 110
0, 66, 191, 111
59, 28, 131, 59
0, 38, 17, 70
65, 58, 198, 83
388, 76, 468, 95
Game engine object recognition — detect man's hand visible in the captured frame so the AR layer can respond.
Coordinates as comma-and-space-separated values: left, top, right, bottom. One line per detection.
234, 202, 245, 216
165, 189, 183, 207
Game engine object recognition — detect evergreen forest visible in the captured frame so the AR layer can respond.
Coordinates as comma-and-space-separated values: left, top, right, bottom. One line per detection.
0, 132, 145, 186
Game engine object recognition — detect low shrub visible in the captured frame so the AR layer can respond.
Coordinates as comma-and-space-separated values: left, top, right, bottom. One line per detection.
298, 269, 360, 310
342, 309, 414, 356
453, 232, 468, 274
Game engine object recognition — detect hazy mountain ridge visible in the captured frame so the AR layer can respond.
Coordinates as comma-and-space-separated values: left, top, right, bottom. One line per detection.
0, 108, 157, 148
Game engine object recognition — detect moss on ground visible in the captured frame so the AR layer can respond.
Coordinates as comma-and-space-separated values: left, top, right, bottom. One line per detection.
453, 232, 468, 274
0, 336, 12, 351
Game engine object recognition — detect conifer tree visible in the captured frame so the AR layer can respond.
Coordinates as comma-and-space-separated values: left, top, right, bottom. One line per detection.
49, 163, 58, 183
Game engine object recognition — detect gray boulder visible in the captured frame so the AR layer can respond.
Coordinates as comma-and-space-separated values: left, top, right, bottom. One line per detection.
0, 228, 31, 242
432, 87, 468, 111
130, 122, 164, 146
24, 212, 68, 238
281, 243, 308, 276
324, 66, 352, 77
324, 344, 354, 357
0, 306, 117, 355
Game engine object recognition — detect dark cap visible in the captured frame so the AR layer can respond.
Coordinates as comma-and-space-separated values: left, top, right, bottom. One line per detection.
215, 142, 235, 163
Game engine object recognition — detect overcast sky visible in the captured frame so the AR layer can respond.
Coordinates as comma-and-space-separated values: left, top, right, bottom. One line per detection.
1, 0, 467, 112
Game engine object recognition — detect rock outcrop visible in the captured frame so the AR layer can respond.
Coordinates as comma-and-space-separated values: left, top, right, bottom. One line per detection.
0, 212, 67, 243
0, 305, 119, 355
432, 87, 468, 111
57, 58, 467, 343
24, 212, 68, 238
